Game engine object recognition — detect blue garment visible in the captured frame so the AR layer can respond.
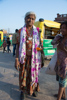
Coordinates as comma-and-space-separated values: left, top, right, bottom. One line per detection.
13, 44, 16, 56
56, 74, 67, 87
59, 75, 67, 87
7, 45, 11, 53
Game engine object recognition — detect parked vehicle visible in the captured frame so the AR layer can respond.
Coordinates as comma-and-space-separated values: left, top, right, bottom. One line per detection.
0, 31, 3, 47
34, 18, 60, 57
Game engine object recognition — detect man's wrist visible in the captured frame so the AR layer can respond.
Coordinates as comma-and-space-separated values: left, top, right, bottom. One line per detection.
15, 58, 19, 60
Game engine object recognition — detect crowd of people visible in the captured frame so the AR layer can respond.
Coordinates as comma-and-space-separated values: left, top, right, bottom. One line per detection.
2, 37, 11, 53
2, 11, 67, 100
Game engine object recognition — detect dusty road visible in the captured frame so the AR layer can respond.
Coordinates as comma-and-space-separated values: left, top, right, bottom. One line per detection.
0, 46, 67, 100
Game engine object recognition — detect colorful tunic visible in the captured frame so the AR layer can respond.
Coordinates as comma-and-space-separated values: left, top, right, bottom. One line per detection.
19, 25, 41, 95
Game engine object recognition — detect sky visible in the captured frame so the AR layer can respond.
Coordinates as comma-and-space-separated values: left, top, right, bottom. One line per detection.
0, 0, 67, 33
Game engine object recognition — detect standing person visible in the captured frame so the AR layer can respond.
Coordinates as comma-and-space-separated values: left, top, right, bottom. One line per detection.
51, 21, 67, 100
7, 37, 11, 53
2, 40, 7, 53
12, 29, 18, 56
15, 11, 43, 100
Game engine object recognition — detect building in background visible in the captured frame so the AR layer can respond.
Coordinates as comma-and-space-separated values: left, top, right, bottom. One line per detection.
3, 29, 7, 34
54, 13, 67, 23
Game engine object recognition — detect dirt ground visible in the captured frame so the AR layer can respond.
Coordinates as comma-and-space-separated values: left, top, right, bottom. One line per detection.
0, 46, 67, 100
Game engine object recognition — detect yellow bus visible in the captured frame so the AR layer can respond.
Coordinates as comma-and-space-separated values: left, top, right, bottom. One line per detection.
34, 19, 60, 57
0, 31, 3, 47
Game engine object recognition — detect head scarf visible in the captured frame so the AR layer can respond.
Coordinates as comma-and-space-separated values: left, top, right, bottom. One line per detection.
25, 11, 36, 19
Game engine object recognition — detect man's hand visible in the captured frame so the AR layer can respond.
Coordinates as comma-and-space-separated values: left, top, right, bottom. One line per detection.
15, 58, 20, 71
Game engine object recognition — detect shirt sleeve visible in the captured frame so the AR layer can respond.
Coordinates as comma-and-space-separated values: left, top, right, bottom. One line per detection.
16, 28, 22, 44
51, 34, 63, 45
16, 33, 20, 44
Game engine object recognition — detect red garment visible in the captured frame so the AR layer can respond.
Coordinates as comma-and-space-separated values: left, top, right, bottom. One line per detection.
18, 28, 22, 34
3, 42, 7, 47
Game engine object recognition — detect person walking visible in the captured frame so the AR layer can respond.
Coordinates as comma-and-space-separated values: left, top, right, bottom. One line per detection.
51, 21, 67, 100
12, 29, 18, 56
2, 40, 7, 53
7, 37, 11, 53
15, 11, 43, 100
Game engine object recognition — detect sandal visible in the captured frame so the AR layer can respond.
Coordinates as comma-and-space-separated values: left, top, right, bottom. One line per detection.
32, 91, 38, 97
20, 92, 26, 100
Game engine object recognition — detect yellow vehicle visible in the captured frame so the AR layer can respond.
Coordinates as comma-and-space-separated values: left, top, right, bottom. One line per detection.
34, 19, 60, 57
0, 31, 3, 47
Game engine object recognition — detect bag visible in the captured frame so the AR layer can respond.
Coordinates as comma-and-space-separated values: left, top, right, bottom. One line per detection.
41, 50, 45, 68
45, 51, 57, 75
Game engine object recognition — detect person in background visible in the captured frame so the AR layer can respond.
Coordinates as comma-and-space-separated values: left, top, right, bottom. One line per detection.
2, 40, 7, 53
15, 11, 43, 100
51, 21, 67, 100
7, 37, 11, 53
16, 28, 22, 44
12, 29, 18, 56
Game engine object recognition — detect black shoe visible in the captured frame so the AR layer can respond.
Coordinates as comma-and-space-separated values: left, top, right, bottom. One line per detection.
32, 91, 38, 97
53, 94, 58, 97
20, 92, 25, 100
61, 97, 66, 99
53, 94, 66, 99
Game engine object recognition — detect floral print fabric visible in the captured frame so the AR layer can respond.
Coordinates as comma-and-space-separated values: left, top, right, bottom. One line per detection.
19, 25, 41, 85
